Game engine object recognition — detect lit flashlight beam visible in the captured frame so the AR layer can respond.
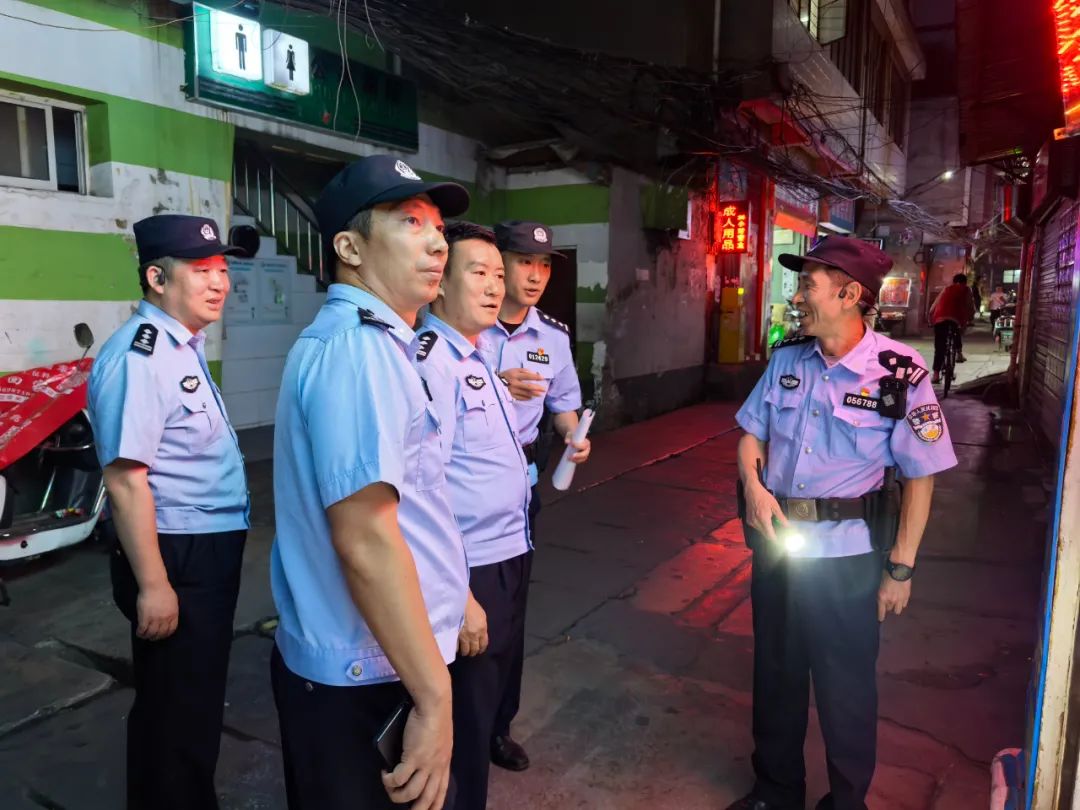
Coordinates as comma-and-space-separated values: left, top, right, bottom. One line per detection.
772, 517, 806, 553
783, 531, 806, 553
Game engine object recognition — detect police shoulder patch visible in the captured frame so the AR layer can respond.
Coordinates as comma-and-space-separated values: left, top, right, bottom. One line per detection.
358, 308, 392, 330
907, 403, 944, 443
130, 323, 158, 355
414, 331, 439, 361
537, 309, 570, 335
771, 335, 814, 350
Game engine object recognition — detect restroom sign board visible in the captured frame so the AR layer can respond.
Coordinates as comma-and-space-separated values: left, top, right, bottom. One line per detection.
263, 29, 310, 95
208, 6, 262, 81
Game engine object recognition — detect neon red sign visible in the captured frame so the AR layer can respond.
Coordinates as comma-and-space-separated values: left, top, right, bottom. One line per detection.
1053, 0, 1080, 132
714, 201, 749, 254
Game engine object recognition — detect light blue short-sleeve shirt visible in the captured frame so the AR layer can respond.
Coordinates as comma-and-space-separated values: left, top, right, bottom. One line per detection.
735, 328, 957, 558
480, 306, 582, 447
411, 313, 531, 568
88, 300, 249, 534
270, 284, 469, 687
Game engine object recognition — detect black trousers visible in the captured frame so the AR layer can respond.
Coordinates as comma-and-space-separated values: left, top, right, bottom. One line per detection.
452, 552, 532, 808
932, 321, 963, 372
271, 647, 445, 810
750, 547, 881, 810
109, 527, 247, 810
492, 484, 540, 740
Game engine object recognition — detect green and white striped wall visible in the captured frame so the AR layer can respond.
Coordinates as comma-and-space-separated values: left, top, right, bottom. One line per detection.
0, 0, 233, 374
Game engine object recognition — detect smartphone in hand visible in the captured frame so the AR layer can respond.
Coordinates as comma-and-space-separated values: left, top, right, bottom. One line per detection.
374, 697, 412, 770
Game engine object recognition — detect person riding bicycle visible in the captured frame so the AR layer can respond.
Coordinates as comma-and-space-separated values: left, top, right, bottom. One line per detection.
929, 273, 976, 384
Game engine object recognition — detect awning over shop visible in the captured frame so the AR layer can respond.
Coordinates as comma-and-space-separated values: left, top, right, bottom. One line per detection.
775, 183, 818, 237
819, 196, 856, 234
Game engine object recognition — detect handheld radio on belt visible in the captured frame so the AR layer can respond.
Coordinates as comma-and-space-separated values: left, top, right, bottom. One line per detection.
735, 459, 767, 551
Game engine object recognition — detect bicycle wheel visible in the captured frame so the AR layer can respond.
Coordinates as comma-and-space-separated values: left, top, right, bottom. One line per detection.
942, 328, 956, 398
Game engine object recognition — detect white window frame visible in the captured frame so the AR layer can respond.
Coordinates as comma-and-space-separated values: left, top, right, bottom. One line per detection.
0, 89, 88, 194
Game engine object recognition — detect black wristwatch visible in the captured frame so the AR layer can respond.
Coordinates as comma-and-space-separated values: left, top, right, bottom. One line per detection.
885, 559, 915, 582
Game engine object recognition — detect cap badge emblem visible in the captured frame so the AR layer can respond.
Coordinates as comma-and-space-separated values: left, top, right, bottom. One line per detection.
200, 223, 216, 241
533, 227, 549, 243
395, 160, 421, 180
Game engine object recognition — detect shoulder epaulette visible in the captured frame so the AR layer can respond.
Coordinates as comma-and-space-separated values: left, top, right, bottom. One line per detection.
905, 363, 929, 387
878, 349, 928, 387
358, 308, 392, 330
130, 323, 158, 355
415, 331, 439, 361
537, 310, 570, 336
770, 335, 813, 350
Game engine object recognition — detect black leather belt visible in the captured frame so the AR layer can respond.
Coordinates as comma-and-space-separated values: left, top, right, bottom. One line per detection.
521, 441, 537, 465
777, 496, 867, 522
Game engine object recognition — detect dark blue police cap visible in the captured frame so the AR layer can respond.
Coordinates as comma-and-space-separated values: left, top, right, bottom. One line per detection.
778, 235, 892, 298
314, 155, 470, 247
132, 215, 243, 264
494, 220, 565, 258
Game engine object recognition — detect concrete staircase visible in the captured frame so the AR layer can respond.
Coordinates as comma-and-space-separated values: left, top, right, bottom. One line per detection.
221, 214, 326, 459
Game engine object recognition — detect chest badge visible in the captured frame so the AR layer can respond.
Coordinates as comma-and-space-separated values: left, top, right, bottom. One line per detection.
465, 374, 486, 390
843, 392, 880, 411
779, 374, 800, 389
180, 375, 201, 393
526, 348, 550, 365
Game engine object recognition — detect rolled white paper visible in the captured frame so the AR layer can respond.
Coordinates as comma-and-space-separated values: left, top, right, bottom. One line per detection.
551, 408, 595, 491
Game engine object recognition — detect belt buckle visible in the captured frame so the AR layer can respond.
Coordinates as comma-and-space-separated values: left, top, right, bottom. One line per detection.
786, 498, 818, 521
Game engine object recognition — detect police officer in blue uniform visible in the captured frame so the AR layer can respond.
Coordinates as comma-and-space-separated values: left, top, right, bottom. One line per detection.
270, 155, 470, 810
479, 219, 590, 771
726, 237, 958, 810
87, 215, 249, 810
411, 220, 533, 809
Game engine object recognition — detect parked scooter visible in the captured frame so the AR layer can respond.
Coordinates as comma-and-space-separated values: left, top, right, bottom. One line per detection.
0, 324, 106, 605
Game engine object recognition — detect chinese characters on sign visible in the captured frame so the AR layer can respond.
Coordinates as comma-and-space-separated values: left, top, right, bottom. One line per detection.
714, 201, 750, 254
1053, 0, 1080, 134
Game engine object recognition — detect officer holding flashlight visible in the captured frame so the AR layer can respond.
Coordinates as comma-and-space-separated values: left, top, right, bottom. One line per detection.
728, 237, 957, 810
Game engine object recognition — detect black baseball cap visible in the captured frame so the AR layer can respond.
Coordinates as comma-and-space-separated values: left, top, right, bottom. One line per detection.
494, 220, 565, 258
778, 235, 893, 298
314, 155, 470, 249
133, 215, 243, 264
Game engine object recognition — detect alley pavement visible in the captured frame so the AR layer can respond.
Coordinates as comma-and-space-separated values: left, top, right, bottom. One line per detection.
0, 380, 1049, 808
903, 320, 1011, 391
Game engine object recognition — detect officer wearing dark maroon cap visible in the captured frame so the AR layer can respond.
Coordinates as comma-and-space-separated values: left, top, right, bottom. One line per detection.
726, 236, 957, 810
